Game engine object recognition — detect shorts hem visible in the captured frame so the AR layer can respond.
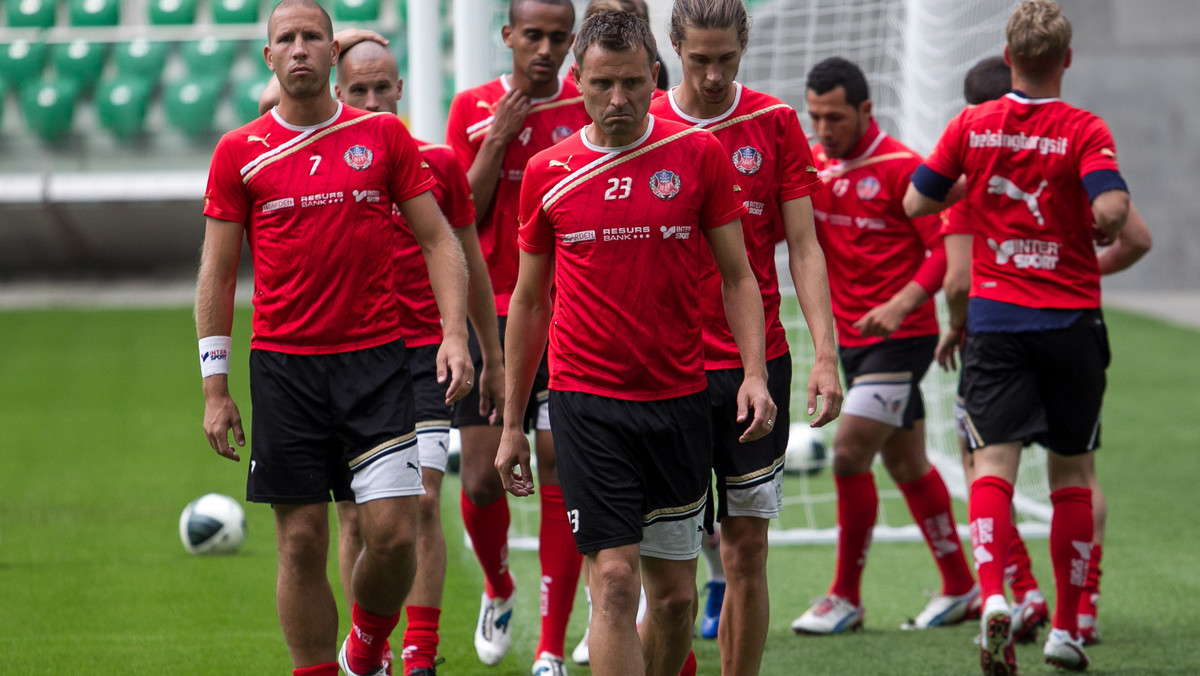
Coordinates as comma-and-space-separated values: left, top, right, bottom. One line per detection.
247, 493, 331, 505
639, 545, 702, 561
721, 508, 781, 521
577, 534, 642, 555
354, 486, 426, 504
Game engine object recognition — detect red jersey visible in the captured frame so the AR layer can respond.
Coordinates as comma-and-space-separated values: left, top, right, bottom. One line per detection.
446, 76, 591, 315
204, 104, 434, 354
941, 200, 973, 236
651, 84, 823, 369
392, 141, 476, 347
518, 117, 748, 401
810, 119, 944, 347
921, 93, 1122, 309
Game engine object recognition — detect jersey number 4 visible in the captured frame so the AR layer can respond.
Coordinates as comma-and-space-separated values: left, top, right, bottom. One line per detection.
605, 177, 632, 201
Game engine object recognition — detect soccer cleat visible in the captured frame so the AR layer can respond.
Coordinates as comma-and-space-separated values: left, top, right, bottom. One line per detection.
700, 580, 726, 639
903, 584, 980, 629
790, 595, 864, 635
474, 588, 517, 666
405, 656, 444, 676
1043, 628, 1090, 671
978, 595, 1017, 676
1078, 593, 1101, 645
571, 626, 589, 665
531, 651, 568, 676
1011, 590, 1049, 644
338, 636, 389, 676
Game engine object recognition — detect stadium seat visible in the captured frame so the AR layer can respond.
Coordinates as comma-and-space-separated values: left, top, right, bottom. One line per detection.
0, 41, 47, 91
231, 76, 271, 123
211, 0, 259, 24
95, 77, 152, 138
113, 39, 171, 82
68, 0, 120, 26
163, 78, 222, 136
148, 0, 198, 25
51, 39, 108, 94
333, 0, 380, 22
20, 79, 79, 142
180, 38, 240, 79
7, 0, 57, 28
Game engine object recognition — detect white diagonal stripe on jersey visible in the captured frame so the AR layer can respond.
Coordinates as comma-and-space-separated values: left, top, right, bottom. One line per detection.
239, 129, 317, 177
466, 116, 495, 137
542, 151, 620, 205
242, 112, 385, 184
466, 96, 584, 142
704, 103, 792, 134
542, 127, 703, 209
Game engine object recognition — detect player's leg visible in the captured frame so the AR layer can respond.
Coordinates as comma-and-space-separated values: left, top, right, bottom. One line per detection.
588, 545, 646, 675
640, 556, 699, 676
275, 503, 340, 669
697, 526, 725, 640
1078, 455, 1104, 645
334, 502, 363, 609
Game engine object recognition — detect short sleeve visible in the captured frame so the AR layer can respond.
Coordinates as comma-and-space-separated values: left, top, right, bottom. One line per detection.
517, 160, 554, 254
427, 147, 476, 229
203, 136, 251, 223
384, 116, 435, 205
940, 200, 974, 236
445, 91, 480, 176
1077, 116, 1121, 178
778, 109, 823, 202
699, 132, 750, 229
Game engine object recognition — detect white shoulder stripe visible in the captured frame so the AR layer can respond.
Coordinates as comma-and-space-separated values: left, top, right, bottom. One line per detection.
542, 151, 619, 206
466, 116, 495, 135
240, 129, 316, 177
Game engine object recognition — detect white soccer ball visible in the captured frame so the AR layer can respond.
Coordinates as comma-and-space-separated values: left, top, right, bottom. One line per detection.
179, 493, 246, 555
783, 423, 828, 476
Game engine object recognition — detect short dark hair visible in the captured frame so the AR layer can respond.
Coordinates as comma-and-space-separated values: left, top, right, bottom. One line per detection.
963, 56, 1011, 105
509, 0, 576, 27
267, 0, 333, 42
806, 56, 870, 106
573, 8, 658, 68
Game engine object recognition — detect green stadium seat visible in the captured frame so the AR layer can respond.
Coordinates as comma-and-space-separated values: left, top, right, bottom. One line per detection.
95, 77, 152, 138
21, 79, 79, 142
231, 75, 270, 123
211, 0, 259, 24
68, 0, 120, 26
0, 41, 47, 91
148, 0, 198, 25
333, 0, 379, 22
113, 39, 171, 82
7, 0, 57, 28
180, 38, 240, 79
51, 39, 108, 93
163, 78, 222, 136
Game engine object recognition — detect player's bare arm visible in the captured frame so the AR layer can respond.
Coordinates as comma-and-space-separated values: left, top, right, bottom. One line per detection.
705, 218, 776, 443
782, 195, 842, 426
466, 89, 532, 222
495, 250, 553, 497
936, 233, 973, 371
195, 217, 246, 461
903, 181, 950, 219
854, 280, 931, 338
1091, 188, 1130, 241
400, 191, 474, 405
1098, 202, 1151, 275
456, 223, 506, 422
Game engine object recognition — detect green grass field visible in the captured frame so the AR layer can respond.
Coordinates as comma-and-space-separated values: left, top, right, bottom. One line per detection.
1, 305, 1198, 675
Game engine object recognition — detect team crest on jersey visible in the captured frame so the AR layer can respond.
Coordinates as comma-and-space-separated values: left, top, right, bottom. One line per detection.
343, 145, 373, 171
833, 178, 850, 197
649, 170, 681, 200
732, 146, 763, 175
856, 176, 881, 201
551, 125, 574, 143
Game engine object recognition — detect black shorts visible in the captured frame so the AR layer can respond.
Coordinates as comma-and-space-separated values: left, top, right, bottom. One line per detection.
960, 309, 1110, 456
550, 390, 712, 560
839, 335, 937, 429
248, 339, 417, 505
708, 353, 792, 520
450, 315, 549, 430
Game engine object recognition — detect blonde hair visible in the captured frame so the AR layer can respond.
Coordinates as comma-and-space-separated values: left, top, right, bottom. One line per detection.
1006, 0, 1071, 79
669, 0, 750, 49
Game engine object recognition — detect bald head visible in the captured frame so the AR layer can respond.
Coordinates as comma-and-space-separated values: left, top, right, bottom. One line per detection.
336, 40, 402, 114
268, 0, 333, 42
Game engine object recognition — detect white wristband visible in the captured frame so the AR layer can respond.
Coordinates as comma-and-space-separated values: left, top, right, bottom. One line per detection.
199, 336, 232, 378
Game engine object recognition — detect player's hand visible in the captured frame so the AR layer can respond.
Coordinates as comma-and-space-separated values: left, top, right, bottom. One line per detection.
806, 360, 843, 428
202, 376, 244, 462
853, 300, 906, 338
489, 89, 532, 145
333, 28, 389, 53
736, 374, 777, 443
495, 427, 535, 497
437, 336, 475, 405
477, 357, 506, 425
1092, 224, 1114, 247
935, 328, 962, 371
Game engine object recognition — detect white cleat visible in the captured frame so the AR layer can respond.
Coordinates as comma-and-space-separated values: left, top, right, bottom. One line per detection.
903, 584, 980, 629
979, 594, 1017, 676
1043, 628, 1090, 671
474, 587, 517, 666
338, 636, 388, 676
790, 595, 864, 635
571, 626, 589, 665
532, 651, 568, 676
1011, 589, 1049, 643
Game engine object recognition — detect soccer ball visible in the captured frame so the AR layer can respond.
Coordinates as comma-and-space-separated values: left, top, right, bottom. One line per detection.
179, 493, 246, 555
783, 423, 828, 476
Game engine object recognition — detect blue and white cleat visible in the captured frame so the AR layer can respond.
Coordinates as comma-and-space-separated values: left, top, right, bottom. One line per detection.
790, 595, 864, 635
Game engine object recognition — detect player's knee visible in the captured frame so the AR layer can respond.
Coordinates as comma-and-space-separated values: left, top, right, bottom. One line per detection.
591, 559, 641, 616
880, 450, 930, 484
276, 519, 328, 571
831, 444, 873, 476
645, 583, 697, 626
721, 530, 768, 576
417, 491, 441, 522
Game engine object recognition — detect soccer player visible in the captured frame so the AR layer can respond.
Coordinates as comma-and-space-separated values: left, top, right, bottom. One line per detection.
444, 0, 591, 670
905, 1, 1131, 671
195, 2, 472, 676
790, 56, 979, 636
649, 1, 842, 672
495, 10, 775, 676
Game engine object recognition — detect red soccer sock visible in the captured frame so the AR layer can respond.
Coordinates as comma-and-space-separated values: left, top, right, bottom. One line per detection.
1080, 543, 1103, 616
969, 476, 1014, 600
347, 603, 401, 675
293, 664, 339, 676
898, 468, 976, 596
461, 490, 515, 599
829, 473, 878, 606
1007, 523, 1040, 602
535, 484, 583, 658
1049, 487, 1093, 634
400, 605, 441, 674
678, 649, 697, 676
